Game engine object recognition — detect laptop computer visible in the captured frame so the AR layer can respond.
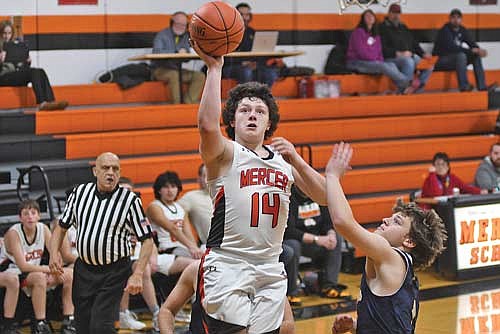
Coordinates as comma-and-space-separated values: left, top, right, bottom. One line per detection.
251, 31, 279, 52
3, 41, 30, 68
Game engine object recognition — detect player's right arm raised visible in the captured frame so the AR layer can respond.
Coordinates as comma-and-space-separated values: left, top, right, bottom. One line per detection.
192, 41, 233, 170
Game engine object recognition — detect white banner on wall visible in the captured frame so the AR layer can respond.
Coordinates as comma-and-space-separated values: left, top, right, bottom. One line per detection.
454, 203, 500, 271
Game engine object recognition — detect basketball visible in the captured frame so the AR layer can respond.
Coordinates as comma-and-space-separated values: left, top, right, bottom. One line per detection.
189, 1, 245, 56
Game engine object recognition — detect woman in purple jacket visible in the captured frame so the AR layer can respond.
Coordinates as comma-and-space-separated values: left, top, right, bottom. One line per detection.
346, 10, 415, 94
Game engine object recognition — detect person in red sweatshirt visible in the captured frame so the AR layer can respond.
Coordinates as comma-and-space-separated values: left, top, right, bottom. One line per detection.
421, 152, 486, 208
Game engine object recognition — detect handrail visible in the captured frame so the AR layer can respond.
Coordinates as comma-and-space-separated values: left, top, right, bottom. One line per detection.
16, 165, 55, 222
296, 143, 313, 167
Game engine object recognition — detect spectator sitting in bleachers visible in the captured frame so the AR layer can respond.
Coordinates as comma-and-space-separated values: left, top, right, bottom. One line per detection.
283, 186, 348, 302
0, 238, 20, 334
433, 9, 494, 92
346, 10, 414, 94
222, 2, 280, 88
379, 4, 433, 92
421, 152, 486, 208
474, 142, 500, 192
117, 178, 160, 332
279, 241, 300, 306
177, 164, 211, 248
146, 171, 203, 277
0, 20, 68, 111
0, 200, 75, 334
151, 11, 205, 104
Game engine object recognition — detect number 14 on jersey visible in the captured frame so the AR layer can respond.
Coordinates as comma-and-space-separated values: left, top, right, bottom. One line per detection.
250, 192, 281, 228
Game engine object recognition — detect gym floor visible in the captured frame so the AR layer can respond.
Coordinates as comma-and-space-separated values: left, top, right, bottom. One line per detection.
17, 269, 498, 333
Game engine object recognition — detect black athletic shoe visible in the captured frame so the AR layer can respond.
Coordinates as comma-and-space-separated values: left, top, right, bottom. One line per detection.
1, 323, 21, 334
32, 320, 52, 334
60, 318, 76, 334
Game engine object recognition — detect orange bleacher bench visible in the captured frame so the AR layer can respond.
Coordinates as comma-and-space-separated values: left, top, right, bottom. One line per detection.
311, 134, 498, 169
60, 109, 498, 159
114, 134, 497, 186
1, 70, 498, 110
35, 91, 488, 135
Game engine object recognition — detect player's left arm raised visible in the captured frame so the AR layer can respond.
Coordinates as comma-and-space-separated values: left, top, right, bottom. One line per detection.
325, 143, 396, 264
271, 137, 326, 205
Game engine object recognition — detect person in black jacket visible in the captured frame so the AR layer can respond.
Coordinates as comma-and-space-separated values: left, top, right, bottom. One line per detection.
283, 186, 349, 300
0, 20, 68, 111
221, 3, 279, 87
433, 9, 491, 92
379, 4, 433, 92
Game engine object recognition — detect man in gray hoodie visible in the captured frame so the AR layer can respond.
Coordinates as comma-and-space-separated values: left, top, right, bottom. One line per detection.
475, 143, 500, 191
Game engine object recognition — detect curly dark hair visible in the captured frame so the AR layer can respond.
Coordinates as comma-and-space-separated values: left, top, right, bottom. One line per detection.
393, 199, 447, 270
153, 171, 183, 200
222, 82, 280, 140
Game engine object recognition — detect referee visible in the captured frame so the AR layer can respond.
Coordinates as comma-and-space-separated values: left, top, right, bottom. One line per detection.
49, 152, 153, 334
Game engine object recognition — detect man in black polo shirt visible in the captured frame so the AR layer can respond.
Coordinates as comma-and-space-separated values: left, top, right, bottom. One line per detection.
49, 152, 153, 334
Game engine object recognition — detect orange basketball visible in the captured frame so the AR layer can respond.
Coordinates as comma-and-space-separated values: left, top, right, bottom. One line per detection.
189, 1, 245, 56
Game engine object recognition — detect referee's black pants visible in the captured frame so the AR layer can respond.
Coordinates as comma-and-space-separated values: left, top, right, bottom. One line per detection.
73, 257, 132, 334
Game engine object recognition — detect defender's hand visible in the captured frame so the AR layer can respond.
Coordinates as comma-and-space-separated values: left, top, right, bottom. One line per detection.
325, 142, 353, 178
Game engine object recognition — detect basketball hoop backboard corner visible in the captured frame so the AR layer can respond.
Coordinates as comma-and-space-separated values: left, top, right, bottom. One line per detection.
337, 0, 407, 14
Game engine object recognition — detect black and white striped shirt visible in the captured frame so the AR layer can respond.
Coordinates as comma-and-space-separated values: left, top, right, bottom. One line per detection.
59, 183, 152, 266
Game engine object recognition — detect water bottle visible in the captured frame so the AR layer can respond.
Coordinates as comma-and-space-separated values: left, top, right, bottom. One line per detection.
298, 77, 308, 98
328, 80, 340, 98
314, 79, 328, 98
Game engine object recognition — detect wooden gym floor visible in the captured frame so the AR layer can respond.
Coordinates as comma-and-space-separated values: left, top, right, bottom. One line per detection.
17, 269, 500, 333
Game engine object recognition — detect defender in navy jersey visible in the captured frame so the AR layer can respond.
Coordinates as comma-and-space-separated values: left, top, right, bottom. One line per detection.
325, 143, 447, 334
192, 40, 327, 333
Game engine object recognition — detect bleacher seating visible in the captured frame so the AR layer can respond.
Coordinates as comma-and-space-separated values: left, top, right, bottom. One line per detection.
0, 70, 498, 110
1, 10, 500, 329
1, 71, 499, 260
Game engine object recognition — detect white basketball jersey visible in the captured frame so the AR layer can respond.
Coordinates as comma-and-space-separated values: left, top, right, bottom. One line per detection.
207, 141, 294, 264
0, 223, 45, 274
150, 200, 185, 250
